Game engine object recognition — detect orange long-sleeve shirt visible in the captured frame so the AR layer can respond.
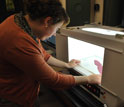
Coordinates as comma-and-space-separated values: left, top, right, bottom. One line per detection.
0, 15, 75, 106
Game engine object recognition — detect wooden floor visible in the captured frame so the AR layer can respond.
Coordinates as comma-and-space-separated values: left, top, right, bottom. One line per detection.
39, 85, 66, 107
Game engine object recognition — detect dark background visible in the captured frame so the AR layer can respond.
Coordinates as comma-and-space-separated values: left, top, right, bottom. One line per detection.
0, 0, 124, 46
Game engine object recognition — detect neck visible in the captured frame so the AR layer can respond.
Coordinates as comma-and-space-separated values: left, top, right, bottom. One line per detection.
24, 15, 41, 38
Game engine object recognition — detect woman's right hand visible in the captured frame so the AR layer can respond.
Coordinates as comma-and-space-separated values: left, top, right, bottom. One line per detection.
87, 74, 101, 84
74, 74, 101, 85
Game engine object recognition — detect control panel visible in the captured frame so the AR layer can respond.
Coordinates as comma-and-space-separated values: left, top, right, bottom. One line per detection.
83, 84, 101, 98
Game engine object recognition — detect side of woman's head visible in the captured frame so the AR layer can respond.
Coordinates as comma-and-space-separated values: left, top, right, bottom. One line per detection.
23, 0, 69, 25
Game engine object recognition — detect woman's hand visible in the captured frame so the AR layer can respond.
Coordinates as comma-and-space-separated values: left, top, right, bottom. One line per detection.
66, 59, 80, 68
87, 74, 101, 84
74, 74, 101, 85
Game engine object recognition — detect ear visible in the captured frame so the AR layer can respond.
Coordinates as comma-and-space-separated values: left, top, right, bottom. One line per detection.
44, 17, 52, 27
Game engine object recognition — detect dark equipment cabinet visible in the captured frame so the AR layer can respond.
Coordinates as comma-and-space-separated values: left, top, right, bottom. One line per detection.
66, 0, 91, 26
0, 0, 24, 23
103, 0, 124, 27
55, 85, 104, 107
64, 86, 104, 107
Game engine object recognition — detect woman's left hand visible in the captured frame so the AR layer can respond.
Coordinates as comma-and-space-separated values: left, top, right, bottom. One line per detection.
66, 59, 80, 68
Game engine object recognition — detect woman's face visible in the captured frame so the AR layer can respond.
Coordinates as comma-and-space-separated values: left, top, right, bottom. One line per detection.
40, 21, 63, 40
32, 20, 64, 41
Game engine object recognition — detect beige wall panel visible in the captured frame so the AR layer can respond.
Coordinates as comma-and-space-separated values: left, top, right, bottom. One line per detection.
60, 0, 66, 9
94, 0, 104, 24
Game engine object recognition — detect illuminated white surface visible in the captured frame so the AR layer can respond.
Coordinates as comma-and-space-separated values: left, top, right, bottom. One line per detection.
82, 28, 124, 36
68, 37, 105, 76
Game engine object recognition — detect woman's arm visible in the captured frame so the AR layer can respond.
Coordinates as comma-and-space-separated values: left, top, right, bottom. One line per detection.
74, 74, 101, 85
47, 56, 80, 68
47, 56, 101, 85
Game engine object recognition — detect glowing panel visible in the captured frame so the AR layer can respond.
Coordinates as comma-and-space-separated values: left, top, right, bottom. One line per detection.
82, 28, 124, 36
68, 37, 105, 76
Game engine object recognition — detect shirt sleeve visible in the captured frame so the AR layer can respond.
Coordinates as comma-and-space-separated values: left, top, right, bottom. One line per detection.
39, 43, 51, 62
4, 37, 75, 90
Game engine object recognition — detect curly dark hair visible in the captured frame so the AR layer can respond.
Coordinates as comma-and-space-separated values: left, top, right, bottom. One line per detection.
23, 0, 69, 25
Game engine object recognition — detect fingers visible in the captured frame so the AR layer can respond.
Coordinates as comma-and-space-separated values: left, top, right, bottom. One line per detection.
68, 59, 81, 68
71, 59, 80, 64
75, 60, 80, 64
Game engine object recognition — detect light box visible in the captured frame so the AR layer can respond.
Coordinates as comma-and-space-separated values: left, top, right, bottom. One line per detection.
68, 37, 105, 76
56, 25, 124, 106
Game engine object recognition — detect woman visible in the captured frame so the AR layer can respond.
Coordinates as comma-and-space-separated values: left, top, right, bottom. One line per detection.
0, 0, 101, 106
